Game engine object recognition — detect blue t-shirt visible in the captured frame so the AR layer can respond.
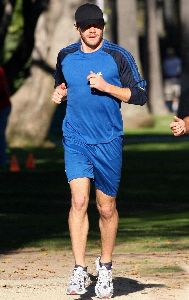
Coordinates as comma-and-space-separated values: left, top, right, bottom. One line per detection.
163, 56, 181, 78
54, 39, 147, 144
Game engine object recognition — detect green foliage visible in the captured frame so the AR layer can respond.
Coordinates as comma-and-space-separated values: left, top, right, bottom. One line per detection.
3, 0, 23, 62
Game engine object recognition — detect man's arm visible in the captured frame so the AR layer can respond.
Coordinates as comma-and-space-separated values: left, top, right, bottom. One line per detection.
184, 116, 189, 133
87, 72, 147, 105
170, 116, 189, 136
100, 81, 132, 102
52, 49, 68, 104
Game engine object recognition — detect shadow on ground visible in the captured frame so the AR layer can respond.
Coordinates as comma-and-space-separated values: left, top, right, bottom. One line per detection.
75, 276, 165, 299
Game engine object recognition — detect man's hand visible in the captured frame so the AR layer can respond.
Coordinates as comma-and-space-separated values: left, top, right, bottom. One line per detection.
51, 83, 67, 104
87, 71, 132, 102
170, 116, 186, 136
87, 71, 108, 92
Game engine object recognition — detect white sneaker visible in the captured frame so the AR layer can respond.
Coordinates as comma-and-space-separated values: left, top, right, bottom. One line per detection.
66, 266, 91, 295
95, 257, 114, 299
95, 256, 101, 273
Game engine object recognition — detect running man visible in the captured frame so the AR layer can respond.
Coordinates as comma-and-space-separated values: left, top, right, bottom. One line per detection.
52, 3, 147, 298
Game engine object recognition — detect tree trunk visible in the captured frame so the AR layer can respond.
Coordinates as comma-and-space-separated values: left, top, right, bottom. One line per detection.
146, 0, 168, 115
4, 0, 50, 92
163, 0, 179, 49
7, 0, 84, 147
116, 0, 152, 129
177, 0, 189, 118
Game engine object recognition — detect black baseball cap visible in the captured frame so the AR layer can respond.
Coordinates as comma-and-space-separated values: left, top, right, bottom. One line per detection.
75, 3, 105, 29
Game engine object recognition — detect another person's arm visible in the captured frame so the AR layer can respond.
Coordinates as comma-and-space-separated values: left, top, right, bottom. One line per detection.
0, 67, 10, 99
183, 116, 189, 133
170, 116, 189, 136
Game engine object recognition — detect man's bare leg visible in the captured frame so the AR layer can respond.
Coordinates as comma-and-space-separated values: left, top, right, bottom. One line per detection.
96, 189, 118, 263
69, 177, 90, 267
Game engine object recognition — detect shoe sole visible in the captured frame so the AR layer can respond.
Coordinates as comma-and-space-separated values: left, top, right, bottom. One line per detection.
95, 291, 113, 299
67, 290, 86, 295
97, 297, 112, 299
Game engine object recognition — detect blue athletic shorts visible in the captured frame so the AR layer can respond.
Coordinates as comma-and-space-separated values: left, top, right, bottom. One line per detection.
63, 136, 123, 197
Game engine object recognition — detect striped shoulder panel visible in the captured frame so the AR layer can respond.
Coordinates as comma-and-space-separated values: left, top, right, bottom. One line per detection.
54, 42, 80, 87
58, 42, 80, 61
102, 40, 146, 89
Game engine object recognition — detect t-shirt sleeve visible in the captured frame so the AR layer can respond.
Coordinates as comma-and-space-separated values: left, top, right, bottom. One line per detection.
119, 51, 147, 106
177, 98, 189, 119
54, 51, 67, 88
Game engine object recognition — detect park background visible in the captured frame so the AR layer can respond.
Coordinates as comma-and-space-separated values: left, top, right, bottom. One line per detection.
0, 0, 189, 296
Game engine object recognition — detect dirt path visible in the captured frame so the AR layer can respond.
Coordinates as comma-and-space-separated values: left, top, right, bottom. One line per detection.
0, 248, 188, 300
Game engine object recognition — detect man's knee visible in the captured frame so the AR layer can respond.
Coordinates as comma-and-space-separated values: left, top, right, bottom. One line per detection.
71, 195, 88, 212
69, 178, 90, 212
98, 202, 116, 220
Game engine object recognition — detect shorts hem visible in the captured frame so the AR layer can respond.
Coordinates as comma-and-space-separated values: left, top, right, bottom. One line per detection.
95, 184, 117, 197
68, 174, 94, 183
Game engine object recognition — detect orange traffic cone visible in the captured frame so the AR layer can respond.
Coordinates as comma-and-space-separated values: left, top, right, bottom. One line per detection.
26, 153, 35, 169
10, 155, 20, 172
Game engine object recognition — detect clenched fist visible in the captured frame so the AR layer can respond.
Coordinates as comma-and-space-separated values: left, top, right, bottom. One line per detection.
51, 83, 67, 104
170, 116, 186, 136
87, 71, 108, 92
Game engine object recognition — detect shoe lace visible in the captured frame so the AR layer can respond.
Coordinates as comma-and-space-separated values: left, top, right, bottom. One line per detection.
98, 267, 112, 287
70, 268, 86, 286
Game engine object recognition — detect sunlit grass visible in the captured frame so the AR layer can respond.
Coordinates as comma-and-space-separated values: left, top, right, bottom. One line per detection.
144, 265, 183, 274
0, 126, 189, 253
125, 141, 189, 151
126, 115, 175, 135
0, 209, 188, 252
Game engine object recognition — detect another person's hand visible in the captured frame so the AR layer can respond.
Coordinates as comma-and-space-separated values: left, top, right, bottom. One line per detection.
87, 71, 108, 92
170, 116, 186, 136
51, 83, 67, 104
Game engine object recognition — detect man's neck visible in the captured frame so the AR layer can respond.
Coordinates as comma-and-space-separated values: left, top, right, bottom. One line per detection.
81, 40, 103, 53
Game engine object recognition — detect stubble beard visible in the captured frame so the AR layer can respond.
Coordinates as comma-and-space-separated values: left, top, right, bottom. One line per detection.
81, 33, 103, 50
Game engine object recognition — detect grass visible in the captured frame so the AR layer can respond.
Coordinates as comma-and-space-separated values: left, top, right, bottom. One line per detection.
138, 264, 185, 279
0, 122, 189, 253
151, 266, 183, 273
126, 115, 175, 135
